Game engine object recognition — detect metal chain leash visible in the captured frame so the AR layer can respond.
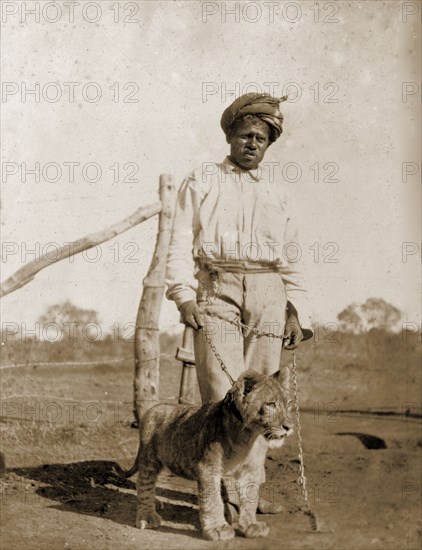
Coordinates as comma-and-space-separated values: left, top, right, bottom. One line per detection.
291, 351, 320, 531
202, 312, 320, 532
211, 310, 287, 340
202, 328, 235, 385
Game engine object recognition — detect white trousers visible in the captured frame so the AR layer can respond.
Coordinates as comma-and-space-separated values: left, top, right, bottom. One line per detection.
194, 270, 287, 403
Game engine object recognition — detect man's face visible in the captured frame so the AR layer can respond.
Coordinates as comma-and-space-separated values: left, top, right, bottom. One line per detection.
228, 118, 270, 170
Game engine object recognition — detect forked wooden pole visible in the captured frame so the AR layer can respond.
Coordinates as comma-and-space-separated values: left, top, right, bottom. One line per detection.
133, 174, 176, 424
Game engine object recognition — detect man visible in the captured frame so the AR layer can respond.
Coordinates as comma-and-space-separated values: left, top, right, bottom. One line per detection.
166, 93, 312, 513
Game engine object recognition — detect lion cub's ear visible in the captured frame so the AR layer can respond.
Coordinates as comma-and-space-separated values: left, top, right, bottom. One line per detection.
243, 376, 257, 396
223, 388, 234, 406
223, 385, 244, 423
238, 370, 262, 397
271, 366, 290, 393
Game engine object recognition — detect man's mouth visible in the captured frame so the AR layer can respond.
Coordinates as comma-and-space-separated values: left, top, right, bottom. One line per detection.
244, 151, 256, 158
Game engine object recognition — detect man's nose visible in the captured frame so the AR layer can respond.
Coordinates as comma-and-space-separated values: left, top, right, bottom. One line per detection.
247, 138, 257, 149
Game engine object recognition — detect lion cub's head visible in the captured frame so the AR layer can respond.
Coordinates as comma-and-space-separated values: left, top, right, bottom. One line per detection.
224, 369, 293, 448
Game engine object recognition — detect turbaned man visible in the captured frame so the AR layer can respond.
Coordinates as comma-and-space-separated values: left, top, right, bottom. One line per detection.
166, 93, 313, 512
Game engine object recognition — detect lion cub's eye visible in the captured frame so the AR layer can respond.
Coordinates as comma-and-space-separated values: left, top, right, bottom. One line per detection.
259, 402, 276, 415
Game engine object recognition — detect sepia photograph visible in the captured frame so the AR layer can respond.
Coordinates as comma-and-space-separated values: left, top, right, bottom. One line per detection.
1, 1, 421, 548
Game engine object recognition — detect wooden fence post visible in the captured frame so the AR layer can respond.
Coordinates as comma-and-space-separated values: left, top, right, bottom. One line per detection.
133, 174, 176, 424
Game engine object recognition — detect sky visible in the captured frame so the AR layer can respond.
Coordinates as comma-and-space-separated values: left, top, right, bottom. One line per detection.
1, 0, 421, 338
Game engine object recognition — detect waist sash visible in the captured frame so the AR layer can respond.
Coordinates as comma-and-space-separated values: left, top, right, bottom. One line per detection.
196, 258, 281, 275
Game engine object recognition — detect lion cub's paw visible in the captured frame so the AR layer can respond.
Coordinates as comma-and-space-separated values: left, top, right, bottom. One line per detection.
203, 523, 235, 541
135, 511, 162, 530
243, 521, 270, 538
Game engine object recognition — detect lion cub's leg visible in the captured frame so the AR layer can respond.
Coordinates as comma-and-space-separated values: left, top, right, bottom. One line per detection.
197, 470, 235, 541
135, 458, 162, 530
236, 472, 269, 538
236, 451, 270, 538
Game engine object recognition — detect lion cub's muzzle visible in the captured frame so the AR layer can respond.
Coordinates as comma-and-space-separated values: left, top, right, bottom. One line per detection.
263, 422, 294, 441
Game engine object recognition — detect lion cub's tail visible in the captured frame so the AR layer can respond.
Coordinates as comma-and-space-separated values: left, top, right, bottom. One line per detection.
123, 443, 140, 478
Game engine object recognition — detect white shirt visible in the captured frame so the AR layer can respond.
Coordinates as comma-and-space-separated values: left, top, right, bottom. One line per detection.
166, 157, 312, 328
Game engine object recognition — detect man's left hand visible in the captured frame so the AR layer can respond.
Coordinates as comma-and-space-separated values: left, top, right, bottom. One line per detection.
283, 313, 303, 350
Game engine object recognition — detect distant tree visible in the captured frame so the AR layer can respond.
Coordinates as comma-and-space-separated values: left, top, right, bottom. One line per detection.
337, 298, 401, 333
37, 300, 101, 341
360, 298, 401, 331
337, 303, 365, 333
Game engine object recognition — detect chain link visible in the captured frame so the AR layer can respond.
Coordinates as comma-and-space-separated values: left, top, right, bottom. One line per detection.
207, 310, 289, 341
202, 328, 235, 385
202, 312, 319, 532
291, 351, 319, 531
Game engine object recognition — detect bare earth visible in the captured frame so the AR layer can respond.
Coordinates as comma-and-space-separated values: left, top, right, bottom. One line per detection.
1, 338, 421, 550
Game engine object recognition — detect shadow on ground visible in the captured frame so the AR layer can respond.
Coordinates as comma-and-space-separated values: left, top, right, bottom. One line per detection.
12, 460, 201, 536
335, 432, 387, 449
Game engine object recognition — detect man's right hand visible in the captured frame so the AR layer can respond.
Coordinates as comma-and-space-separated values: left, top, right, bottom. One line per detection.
179, 300, 204, 330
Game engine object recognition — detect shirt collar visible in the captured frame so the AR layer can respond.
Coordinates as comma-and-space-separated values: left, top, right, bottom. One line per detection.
222, 156, 263, 182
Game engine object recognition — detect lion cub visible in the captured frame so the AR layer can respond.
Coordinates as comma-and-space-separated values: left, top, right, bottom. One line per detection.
126, 369, 293, 540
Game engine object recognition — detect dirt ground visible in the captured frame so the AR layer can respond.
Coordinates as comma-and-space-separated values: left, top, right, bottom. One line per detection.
1, 346, 421, 550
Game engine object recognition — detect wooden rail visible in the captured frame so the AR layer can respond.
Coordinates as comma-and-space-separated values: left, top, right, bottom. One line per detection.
1, 176, 179, 423
0, 202, 161, 298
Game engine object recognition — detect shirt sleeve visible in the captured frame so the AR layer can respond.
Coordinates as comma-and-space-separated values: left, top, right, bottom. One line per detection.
165, 171, 201, 309
280, 193, 313, 331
